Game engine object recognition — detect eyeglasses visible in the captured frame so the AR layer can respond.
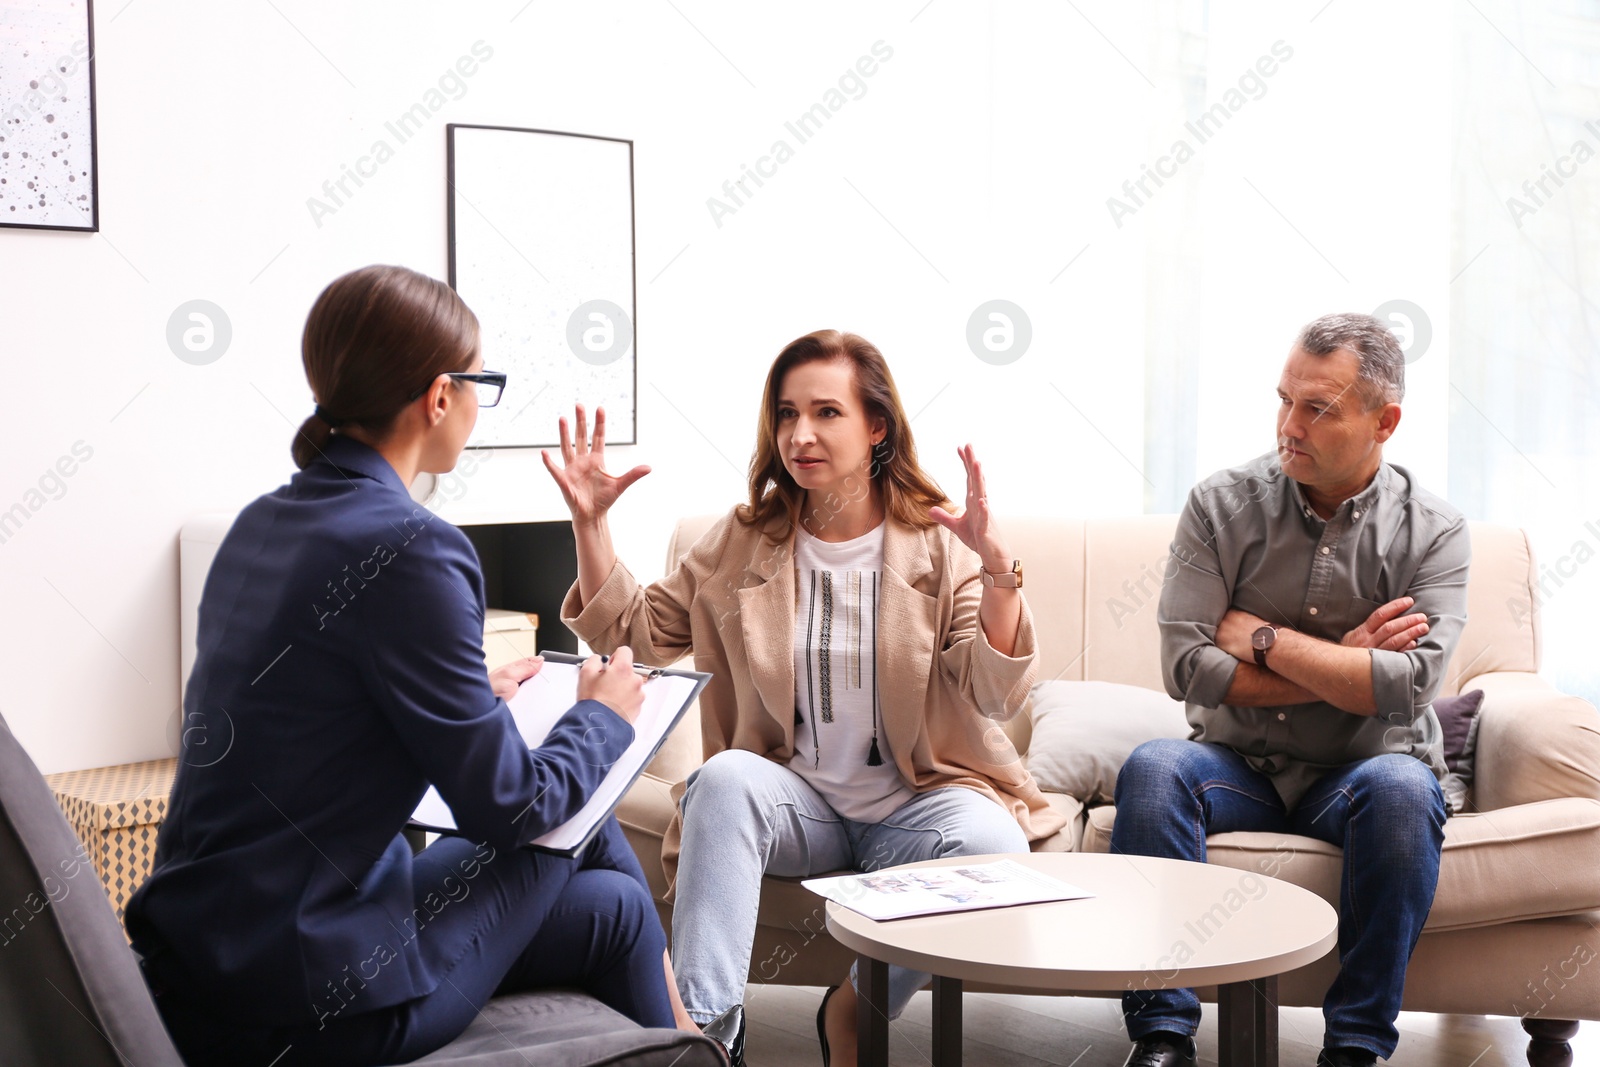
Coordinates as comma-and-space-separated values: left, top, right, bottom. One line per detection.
409, 371, 507, 408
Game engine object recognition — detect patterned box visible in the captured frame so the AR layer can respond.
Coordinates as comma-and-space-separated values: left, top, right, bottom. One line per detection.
43, 757, 177, 928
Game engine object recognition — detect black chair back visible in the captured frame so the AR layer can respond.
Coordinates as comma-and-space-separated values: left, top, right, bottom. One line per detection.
0, 713, 185, 1066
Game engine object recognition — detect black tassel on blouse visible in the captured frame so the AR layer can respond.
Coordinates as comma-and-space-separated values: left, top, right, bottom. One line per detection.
866, 571, 882, 766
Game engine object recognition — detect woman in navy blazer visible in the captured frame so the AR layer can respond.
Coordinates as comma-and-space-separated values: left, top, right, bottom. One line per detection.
126, 266, 698, 1066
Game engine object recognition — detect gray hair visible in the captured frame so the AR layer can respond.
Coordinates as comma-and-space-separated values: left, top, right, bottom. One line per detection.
1293, 312, 1405, 407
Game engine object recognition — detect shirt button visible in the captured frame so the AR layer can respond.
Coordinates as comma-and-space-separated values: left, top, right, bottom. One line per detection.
1353, 510, 1361, 518
1320, 547, 1330, 555
1277, 712, 1287, 721
1309, 607, 1319, 615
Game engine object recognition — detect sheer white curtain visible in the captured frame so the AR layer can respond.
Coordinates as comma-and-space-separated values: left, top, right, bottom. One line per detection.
1130, 1, 1455, 509
1450, 0, 1600, 704
1121, 1, 1599, 697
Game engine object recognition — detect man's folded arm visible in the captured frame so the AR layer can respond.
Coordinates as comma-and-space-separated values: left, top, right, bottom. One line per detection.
1367, 517, 1471, 726
1263, 630, 1381, 714
1224, 662, 1316, 707
1159, 491, 1261, 709
1252, 516, 1471, 719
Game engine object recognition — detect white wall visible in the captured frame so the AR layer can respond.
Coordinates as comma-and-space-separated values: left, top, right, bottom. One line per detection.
0, 0, 1468, 773
1190, 0, 1453, 481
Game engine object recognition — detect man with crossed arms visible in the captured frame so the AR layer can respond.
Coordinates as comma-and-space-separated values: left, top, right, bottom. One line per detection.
1114, 313, 1470, 1067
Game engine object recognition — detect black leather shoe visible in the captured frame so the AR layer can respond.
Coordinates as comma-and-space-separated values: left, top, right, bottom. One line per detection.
1123, 1031, 1198, 1067
1317, 1048, 1378, 1067
703, 1004, 745, 1067
817, 984, 840, 1066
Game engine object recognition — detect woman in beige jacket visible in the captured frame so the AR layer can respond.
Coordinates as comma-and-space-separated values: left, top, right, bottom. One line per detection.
545, 329, 1065, 1067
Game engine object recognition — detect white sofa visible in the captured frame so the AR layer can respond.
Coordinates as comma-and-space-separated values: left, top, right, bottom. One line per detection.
616, 514, 1600, 1049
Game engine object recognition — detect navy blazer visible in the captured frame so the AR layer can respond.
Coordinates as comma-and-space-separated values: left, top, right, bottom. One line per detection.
125, 435, 632, 1027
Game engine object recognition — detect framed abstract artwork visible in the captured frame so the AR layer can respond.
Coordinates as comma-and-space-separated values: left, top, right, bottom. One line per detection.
0, 0, 98, 231
447, 123, 637, 449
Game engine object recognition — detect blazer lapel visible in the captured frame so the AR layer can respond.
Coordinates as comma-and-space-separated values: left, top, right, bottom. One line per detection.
736, 527, 797, 747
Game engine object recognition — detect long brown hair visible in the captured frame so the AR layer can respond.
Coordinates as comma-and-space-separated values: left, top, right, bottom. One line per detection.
738, 330, 950, 537
291, 265, 480, 470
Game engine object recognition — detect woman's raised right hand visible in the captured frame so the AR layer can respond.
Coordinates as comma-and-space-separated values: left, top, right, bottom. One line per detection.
541, 404, 650, 524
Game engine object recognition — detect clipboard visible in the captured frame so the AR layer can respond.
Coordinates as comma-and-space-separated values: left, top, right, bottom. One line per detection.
409, 650, 710, 857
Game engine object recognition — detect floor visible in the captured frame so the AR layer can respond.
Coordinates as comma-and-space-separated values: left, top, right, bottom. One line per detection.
737, 984, 1596, 1066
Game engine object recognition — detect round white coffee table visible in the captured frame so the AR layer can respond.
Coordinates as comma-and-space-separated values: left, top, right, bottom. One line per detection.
823, 852, 1338, 1067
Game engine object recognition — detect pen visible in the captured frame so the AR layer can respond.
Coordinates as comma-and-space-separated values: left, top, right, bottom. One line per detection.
597, 655, 664, 680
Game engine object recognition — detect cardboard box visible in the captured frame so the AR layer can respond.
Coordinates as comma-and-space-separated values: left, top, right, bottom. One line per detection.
43, 757, 177, 927
483, 609, 539, 671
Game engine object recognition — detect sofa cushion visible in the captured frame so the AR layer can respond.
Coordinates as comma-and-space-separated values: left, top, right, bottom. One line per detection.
1427, 800, 1600, 928
1079, 517, 1183, 688
1449, 523, 1540, 688
1024, 681, 1189, 804
1436, 689, 1485, 814
1032, 792, 1085, 852
1471, 673, 1600, 811
1081, 796, 1600, 931
1438, 689, 1486, 773
1001, 518, 1090, 684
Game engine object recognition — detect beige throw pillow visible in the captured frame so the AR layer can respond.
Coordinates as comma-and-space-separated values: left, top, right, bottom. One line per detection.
1025, 680, 1191, 803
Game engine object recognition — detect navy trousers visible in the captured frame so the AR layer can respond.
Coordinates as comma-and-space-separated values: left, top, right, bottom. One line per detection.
151, 818, 674, 1066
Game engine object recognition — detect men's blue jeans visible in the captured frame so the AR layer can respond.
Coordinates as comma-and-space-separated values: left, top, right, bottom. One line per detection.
1109, 739, 1446, 1059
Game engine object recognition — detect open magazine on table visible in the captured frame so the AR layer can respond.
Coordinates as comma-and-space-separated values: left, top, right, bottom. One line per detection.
804, 859, 1094, 921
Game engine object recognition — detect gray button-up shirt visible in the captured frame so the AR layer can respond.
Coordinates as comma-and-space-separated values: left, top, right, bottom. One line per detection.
1158, 451, 1471, 808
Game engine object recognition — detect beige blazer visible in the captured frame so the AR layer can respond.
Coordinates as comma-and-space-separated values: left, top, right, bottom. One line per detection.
561, 508, 1067, 892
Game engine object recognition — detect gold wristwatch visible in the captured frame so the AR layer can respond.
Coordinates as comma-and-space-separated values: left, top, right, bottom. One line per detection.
981, 559, 1023, 588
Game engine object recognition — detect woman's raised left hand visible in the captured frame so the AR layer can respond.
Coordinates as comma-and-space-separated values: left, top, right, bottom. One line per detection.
928, 444, 1014, 574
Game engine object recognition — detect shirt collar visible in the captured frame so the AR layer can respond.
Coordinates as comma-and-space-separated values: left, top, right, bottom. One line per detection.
1287, 462, 1388, 526
313, 434, 412, 498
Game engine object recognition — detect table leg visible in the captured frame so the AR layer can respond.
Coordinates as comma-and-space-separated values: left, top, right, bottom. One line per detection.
932, 975, 963, 1066
1217, 974, 1279, 1067
856, 954, 890, 1067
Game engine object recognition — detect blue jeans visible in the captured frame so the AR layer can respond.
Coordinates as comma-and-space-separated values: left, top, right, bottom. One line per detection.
151, 818, 673, 1066
1110, 740, 1446, 1059
672, 748, 1028, 1023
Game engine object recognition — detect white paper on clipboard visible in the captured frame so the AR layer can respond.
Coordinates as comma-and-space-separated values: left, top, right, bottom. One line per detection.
411, 652, 706, 855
